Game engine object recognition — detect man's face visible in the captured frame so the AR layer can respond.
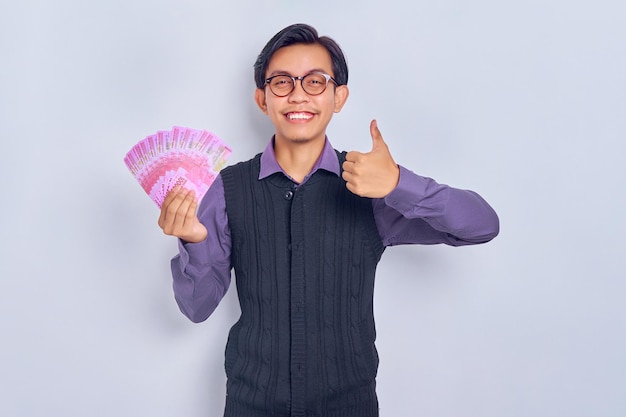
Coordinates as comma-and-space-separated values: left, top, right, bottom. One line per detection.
255, 43, 349, 146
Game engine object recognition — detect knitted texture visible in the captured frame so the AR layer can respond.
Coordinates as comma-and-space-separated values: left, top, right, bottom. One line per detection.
221, 151, 385, 417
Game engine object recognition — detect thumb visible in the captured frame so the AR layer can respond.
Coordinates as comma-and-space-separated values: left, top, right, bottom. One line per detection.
370, 119, 385, 152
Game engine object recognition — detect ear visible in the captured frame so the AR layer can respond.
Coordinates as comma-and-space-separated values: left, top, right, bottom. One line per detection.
333, 85, 349, 113
254, 88, 268, 114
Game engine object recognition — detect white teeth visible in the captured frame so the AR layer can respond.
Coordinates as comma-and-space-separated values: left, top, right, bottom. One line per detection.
287, 112, 313, 120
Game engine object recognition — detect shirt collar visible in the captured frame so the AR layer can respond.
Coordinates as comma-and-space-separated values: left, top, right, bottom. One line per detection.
259, 136, 340, 182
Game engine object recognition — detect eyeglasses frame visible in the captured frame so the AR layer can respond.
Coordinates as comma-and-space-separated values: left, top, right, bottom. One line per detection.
264, 72, 338, 97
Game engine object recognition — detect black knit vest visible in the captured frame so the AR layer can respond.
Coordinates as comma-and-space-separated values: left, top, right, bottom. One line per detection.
221, 151, 385, 417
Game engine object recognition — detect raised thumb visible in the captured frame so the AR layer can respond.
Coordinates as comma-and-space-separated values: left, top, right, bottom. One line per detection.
370, 119, 385, 151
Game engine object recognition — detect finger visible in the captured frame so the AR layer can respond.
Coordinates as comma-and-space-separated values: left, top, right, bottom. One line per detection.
160, 186, 185, 217
370, 119, 385, 151
158, 188, 181, 228
344, 178, 360, 196
163, 185, 184, 206
345, 180, 354, 194
170, 190, 196, 231
160, 188, 190, 232
342, 159, 356, 174
344, 150, 362, 163
182, 192, 199, 226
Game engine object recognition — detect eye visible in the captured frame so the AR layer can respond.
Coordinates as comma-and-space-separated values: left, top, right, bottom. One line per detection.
271, 76, 292, 86
305, 74, 326, 86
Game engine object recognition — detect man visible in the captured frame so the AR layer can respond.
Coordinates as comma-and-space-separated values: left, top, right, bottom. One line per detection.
158, 23, 498, 417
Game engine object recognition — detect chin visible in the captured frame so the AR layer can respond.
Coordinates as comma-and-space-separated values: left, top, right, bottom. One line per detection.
288, 137, 314, 144
277, 131, 317, 144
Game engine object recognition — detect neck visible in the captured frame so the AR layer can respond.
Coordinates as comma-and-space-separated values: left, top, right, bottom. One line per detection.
274, 135, 325, 183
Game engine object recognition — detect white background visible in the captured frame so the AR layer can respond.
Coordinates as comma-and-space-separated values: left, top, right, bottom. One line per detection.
1, 0, 625, 416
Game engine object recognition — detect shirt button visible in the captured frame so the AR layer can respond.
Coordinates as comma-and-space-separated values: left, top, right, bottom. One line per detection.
284, 190, 294, 200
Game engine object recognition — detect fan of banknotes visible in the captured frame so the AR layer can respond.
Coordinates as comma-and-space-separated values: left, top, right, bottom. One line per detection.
124, 126, 232, 208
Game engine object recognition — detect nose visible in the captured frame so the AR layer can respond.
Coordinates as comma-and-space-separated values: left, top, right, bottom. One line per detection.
288, 78, 310, 103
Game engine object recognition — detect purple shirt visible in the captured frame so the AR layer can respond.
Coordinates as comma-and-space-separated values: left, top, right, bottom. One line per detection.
171, 137, 499, 322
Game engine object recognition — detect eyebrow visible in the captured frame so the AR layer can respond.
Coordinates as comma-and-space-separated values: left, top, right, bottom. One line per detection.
266, 68, 331, 78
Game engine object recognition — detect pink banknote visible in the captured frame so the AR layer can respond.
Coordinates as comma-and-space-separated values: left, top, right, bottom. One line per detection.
124, 126, 231, 208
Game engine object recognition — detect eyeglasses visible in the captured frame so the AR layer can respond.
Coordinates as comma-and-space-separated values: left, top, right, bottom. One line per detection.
264, 72, 337, 97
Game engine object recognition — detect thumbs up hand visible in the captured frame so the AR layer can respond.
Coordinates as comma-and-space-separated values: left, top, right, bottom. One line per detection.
342, 119, 400, 198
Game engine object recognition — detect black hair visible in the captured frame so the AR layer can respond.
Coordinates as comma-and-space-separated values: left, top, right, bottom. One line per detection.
253, 23, 348, 89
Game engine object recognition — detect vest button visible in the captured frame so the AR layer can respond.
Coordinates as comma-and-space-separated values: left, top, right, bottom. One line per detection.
284, 190, 294, 200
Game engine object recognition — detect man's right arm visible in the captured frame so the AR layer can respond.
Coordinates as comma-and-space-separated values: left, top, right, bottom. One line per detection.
160, 176, 232, 323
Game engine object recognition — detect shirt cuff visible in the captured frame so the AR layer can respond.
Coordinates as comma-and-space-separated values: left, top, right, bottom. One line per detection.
178, 238, 211, 270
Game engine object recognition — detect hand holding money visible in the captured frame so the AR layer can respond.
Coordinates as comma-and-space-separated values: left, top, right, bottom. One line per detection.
158, 187, 208, 243
124, 126, 231, 208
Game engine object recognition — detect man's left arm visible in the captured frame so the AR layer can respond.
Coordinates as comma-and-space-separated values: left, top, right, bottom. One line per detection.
373, 167, 499, 246
342, 119, 499, 246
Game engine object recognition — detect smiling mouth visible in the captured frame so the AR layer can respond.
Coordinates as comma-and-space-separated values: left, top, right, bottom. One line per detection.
286, 112, 314, 121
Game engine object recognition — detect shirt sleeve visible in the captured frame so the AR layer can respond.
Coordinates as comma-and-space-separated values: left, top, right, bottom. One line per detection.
170, 174, 232, 323
373, 165, 500, 247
